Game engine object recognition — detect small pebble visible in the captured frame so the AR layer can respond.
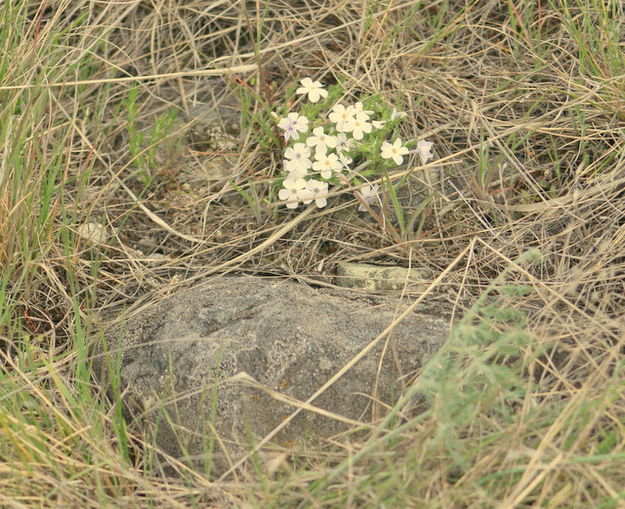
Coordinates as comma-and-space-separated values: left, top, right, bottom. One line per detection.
77, 222, 109, 244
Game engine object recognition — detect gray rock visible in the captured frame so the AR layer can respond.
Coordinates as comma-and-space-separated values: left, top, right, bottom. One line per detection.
99, 277, 449, 475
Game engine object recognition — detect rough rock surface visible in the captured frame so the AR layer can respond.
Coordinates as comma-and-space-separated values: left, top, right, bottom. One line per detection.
100, 277, 449, 474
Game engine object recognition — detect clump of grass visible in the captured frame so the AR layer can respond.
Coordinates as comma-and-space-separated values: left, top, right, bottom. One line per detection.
124, 84, 180, 187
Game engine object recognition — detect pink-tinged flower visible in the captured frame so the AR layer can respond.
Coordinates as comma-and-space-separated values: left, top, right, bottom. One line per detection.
329, 103, 356, 132
278, 177, 306, 209
305, 127, 337, 152
284, 142, 312, 170
356, 183, 380, 211
312, 148, 341, 179
295, 78, 328, 103
412, 139, 434, 164
299, 179, 329, 208
381, 138, 409, 165
277, 112, 309, 141
335, 133, 354, 153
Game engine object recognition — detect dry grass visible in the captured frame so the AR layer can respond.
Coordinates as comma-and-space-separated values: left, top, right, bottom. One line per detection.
1, 0, 625, 506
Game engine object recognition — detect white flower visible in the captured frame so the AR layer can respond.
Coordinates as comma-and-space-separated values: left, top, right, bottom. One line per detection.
284, 142, 312, 170
413, 139, 434, 164
350, 117, 372, 140
284, 159, 308, 179
356, 183, 380, 212
372, 120, 386, 129
312, 148, 341, 179
277, 112, 309, 141
338, 152, 352, 172
390, 108, 407, 121
329, 103, 356, 132
295, 78, 328, 103
299, 179, 329, 208
278, 177, 306, 209
339, 152, 352, 164
305, 127, 337, 152
335, 133, 354, 153
353, 102, 374, 118
381, 138, 410, 165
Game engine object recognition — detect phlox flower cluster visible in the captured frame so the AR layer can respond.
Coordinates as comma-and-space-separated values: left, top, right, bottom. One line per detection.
277, 78, 435, 210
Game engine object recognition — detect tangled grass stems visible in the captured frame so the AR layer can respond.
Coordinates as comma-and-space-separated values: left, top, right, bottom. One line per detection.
1, 0, 625, 506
